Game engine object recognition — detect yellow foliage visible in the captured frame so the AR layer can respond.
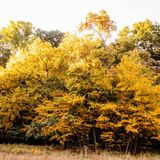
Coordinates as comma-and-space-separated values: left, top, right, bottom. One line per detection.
78, 10, 116, 46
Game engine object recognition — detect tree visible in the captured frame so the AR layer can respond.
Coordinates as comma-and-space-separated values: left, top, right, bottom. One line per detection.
98, 50, 160, 153
111, 20, 160, 66
79, 10, 116, 47
36, 29, 64, 47
132, 20, 160, 61
0, 38, 65, 141
0, 21, 34, 67
30, 33, 113, 150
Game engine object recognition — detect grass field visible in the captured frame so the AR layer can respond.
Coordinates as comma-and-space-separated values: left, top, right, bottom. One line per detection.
0, 144, 159, 160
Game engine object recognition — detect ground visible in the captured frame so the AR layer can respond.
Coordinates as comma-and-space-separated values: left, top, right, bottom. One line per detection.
0, 144, 159, 160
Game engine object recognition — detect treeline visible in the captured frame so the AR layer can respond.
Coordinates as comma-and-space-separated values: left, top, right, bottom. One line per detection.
0, 10, 160, 153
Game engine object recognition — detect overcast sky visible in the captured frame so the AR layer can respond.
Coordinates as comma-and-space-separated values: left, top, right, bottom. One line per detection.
0, 0, 160, 32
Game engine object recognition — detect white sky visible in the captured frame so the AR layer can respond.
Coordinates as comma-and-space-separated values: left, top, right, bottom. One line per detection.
0, 0, 160, 33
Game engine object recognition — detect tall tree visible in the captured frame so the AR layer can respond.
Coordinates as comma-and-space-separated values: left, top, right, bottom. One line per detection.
98, 51, 160, 153
111, 20, 160, 65
0, 38, 65, 141
79, 10, 116, 47
0, 21, 34, 67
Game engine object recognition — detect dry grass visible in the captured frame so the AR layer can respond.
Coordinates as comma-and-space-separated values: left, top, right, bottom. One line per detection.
0, 144, 159, 160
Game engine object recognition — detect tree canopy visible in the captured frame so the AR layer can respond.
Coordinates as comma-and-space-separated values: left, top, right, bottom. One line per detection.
0, 10, 159, 153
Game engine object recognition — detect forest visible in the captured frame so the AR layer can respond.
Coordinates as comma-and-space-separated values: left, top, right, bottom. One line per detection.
0, 10, 160, 154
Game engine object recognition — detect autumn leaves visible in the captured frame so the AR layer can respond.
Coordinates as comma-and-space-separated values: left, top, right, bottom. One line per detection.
0, 10, 159, 152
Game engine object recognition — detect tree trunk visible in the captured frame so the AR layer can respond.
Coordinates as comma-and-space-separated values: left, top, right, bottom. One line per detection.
93, 126, 97, 153
125, 132, 132, 154
134, 134, 138, 154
